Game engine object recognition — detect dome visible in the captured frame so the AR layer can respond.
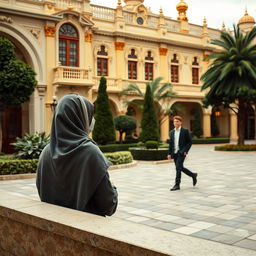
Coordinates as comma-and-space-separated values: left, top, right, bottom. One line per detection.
238, 9, 255, 25
176, 0, 188, 12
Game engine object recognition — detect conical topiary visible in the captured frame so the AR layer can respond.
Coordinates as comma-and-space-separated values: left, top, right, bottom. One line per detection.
139, 84, 159, 142
92, 76, 116, 144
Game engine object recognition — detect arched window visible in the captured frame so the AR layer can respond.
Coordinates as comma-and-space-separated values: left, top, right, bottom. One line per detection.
171, 54, 179, 83
145, 51, 154, 80
97, 45, 108, 76
128, 49, 137, 80
192, 56, 199, 84
59, 23, 79, 67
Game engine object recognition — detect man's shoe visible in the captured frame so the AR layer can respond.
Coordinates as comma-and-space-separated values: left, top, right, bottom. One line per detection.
170, 184, 180, 191
193, 173, 198, 186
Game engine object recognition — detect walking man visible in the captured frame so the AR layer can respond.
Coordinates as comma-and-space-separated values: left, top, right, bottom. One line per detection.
167, 115, 197, 191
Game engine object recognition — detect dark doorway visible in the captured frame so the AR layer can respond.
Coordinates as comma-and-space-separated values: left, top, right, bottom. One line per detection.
1, 107, 22, 153
245, 107, 255, 140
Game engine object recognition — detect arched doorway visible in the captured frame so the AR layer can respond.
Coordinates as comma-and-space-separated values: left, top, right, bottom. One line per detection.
1, 107, 22, 153
169, 102, 203, 137
0, 38, 24, 153
245, 106, 255, 139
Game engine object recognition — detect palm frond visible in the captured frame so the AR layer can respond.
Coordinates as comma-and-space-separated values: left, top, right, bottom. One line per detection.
119, 83, 143, 97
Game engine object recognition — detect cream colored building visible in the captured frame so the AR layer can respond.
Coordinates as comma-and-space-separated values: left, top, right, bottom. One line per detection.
0, 0, 255, 152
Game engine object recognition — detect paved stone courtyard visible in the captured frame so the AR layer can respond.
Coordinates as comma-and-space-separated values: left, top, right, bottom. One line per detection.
0, 144, 256, 253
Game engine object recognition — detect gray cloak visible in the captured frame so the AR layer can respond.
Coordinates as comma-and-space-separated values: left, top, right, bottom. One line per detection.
36, 94, 117, 216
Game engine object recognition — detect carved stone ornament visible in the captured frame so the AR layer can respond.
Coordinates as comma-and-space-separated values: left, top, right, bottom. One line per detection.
44, 26, 56, 37
85, 32, 93, 42
115, 42, 125, 50
159, 47, 168, 56
30, 28, 40, 39
0, 15, 13, 23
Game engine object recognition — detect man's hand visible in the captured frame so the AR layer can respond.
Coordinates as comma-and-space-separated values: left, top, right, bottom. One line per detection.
167, 154, 172, 160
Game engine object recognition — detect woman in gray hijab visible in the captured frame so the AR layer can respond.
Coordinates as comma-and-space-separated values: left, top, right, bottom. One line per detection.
36, 94, 118, 216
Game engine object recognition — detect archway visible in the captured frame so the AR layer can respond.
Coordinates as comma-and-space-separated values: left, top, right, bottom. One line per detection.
245, 106, 255, 140
0, 24, 43, 153
169, 102, 203, 137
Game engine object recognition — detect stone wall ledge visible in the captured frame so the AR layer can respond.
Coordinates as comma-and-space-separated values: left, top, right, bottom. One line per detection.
0, 191, 255, 256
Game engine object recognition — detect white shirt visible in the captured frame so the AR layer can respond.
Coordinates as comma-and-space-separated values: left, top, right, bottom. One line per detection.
174, 126, 181, 154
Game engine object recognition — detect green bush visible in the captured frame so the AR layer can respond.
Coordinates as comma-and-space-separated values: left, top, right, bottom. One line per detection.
137, 142, 145, 147
11, 132, 50, 159
104, 151, 133, 165
93, 76, 116, 144
129, 148, 168, 160
0, 151, 133, 175
0, 159, 38, 175
99, 143, 138, 152
215, 144, 256, 151
145, 141, 158, 149
192, 137, 230, 144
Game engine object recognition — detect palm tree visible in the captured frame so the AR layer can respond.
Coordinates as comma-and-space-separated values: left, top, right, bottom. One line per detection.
120, 77, 176, 124
201, 25, 256, 145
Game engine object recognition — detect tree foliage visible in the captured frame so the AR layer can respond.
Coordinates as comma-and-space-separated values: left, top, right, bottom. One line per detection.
201, 25, 256, 144
0, 37, 37, 152
92, 76, 116, 145
114, 115, 136, 143
139, 84, 159, 142
120, 77, 175, 119
0, 37, 37, 110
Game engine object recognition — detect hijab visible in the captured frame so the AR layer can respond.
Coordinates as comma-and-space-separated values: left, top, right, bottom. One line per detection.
36, 94, 111, 211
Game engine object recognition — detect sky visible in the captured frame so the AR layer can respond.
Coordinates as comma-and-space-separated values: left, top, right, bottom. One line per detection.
91, 0, 256, 30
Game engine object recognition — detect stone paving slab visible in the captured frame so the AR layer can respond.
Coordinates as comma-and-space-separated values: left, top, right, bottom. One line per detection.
0, 144, 256, 253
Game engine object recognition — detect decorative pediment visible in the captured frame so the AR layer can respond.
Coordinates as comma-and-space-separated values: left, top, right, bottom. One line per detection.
54, 10, 94, 28
136, 4, 147, 14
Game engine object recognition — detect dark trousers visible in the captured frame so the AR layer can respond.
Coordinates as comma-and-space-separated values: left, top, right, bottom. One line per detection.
173, 153, 194, 185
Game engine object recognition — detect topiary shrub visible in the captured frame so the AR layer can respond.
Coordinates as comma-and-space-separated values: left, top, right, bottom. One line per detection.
93, 76, 116, 145
145, 141, 158, 149
129, 147, 168, 160
104, 151, 133, 165
11, 132, 50, 159
99, 143, 138, 152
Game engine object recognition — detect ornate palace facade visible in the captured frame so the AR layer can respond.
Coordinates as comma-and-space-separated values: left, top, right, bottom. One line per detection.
0, 0, 255, 152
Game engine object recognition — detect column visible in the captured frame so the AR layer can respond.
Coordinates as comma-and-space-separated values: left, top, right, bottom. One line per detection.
159, 45, 168, 81
202, 107, 211, 137
160, 115, 169, 142
44, 24, 56, 134
115, 41, 125, 89
85, 32, 93, 101
229, 110, 238, 141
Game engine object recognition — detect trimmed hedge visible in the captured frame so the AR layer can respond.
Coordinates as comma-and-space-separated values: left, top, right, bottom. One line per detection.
104, 151, 133, 165
99, 143, 138, 152
215, 144, 256, 151
0, 159, 38, 175
0, 151, 133, 175
129, 148, 169, 161
192, 137, 230, 144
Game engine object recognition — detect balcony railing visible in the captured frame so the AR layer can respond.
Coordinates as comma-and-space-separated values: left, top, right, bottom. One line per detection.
53, 66, 93, 86
93, 77, 119, 90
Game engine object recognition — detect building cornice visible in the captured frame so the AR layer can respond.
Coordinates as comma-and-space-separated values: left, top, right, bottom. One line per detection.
0, 6, 61, 22
94, 29, 216, 51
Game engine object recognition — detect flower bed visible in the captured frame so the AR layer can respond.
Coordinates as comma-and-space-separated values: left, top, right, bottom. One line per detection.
215, 144, 256, 151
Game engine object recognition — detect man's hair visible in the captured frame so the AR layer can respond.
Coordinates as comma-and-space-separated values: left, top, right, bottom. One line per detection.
173, 115, 182, 122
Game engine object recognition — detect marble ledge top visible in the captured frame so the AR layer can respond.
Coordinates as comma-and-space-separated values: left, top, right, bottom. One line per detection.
0, 190, 255, 256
